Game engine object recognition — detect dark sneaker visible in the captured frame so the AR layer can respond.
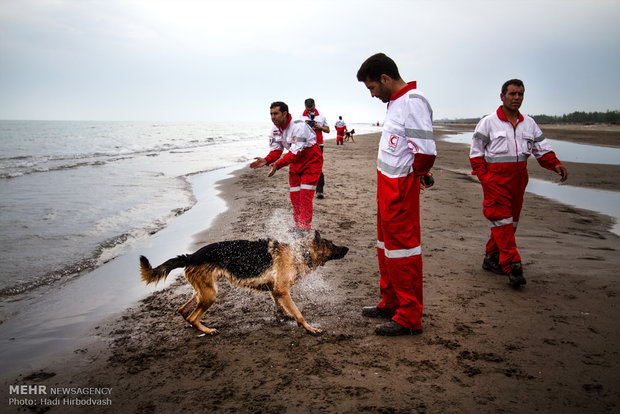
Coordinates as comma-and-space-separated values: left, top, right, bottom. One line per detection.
508, 262, 526, 287
482, 253, 504, 275
316, 192, 324, 199
375, 320, 423, 336
362, 306, 394, 319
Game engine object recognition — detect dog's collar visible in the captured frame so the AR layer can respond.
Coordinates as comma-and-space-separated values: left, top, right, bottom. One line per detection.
303, 248, 313, 269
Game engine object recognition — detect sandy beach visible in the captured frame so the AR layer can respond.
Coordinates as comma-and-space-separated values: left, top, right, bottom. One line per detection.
3, 124, 619, 413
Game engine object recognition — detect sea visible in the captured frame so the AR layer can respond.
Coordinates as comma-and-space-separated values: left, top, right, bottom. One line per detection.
0, 120, 380, 319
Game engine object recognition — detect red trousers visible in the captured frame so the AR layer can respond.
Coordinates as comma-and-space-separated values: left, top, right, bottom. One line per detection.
481, 163, 529, 273
288, 145, 323, 230
376, 171, 423, 330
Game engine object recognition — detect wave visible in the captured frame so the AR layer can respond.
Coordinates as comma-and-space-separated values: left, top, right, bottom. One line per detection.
0, 203, 193, 305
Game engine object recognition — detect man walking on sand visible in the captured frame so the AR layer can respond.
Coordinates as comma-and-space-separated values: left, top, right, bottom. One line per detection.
300, 98, 330, 199
335, 116, 347, 145
469, 79, 568, 287
250, 101, 323, 234
357, 53, 436, 336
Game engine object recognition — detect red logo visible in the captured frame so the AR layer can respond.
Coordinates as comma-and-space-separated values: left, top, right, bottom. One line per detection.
388, 135, 399, 151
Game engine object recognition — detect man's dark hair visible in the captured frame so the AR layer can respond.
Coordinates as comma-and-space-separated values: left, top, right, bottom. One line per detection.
356, 53, 402, 82
304, 98, 315, 108
501, 79, 525, 95
270, 101, 289, 114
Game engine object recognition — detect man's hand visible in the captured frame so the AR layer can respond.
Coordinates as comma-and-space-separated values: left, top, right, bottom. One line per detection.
420, 172, 434, 190
555, 165, 568, 182
267, 163, 278, 177
250, 157, 268, 169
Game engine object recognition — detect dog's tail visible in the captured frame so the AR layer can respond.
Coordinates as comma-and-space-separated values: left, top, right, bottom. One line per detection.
139, 254, 190, 285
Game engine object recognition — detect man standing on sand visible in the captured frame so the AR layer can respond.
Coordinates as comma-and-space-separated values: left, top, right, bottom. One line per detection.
300, 98, 330, 199
250, 101, 323, 234
335, 116, 347, 145
469, 79, 568, 287
357, 53, 436, 336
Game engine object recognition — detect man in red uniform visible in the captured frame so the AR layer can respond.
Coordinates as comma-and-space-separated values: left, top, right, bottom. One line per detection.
301, 98, 330, 199
357, 53, 436, 336
469, 79, 568, 287
250, 101, 323, 233
335, 116, 347, 145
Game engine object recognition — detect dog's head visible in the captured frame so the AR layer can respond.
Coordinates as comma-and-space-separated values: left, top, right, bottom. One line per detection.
306, 231, 349, 266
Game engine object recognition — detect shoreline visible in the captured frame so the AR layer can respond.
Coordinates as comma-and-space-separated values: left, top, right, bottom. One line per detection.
2, 124, 619, 413
0, 165, 240, 381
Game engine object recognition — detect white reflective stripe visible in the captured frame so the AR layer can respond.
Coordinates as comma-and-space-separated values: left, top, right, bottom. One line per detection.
485, 155, 530, 163
377, 241, 421, 258
473, 131, 490, 144
290, 184, 316, 192
405, 127, 434, 140
491, 217, 513, 227
377, 158, 412, 177
513, 221, 518, 228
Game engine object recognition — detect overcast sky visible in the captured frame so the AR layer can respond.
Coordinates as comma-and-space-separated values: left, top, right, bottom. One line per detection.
1, 0, 619, 123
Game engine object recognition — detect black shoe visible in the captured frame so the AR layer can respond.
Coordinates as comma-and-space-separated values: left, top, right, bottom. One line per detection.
482, 253, 504, 275
316, 192, 324, 199
375, 320, 423, 336
362, 306, 394, 319
508, 262, 526, 287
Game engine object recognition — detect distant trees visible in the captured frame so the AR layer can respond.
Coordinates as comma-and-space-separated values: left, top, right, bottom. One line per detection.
531, 110, 620, 124
438, 110, 619, 124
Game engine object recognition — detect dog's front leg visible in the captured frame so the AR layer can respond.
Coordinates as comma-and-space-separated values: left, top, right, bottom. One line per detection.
272, 289, 321, 335
269, 291, 294, 320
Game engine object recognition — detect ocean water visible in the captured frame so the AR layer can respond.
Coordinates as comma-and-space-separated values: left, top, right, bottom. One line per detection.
0, 120, 379, 315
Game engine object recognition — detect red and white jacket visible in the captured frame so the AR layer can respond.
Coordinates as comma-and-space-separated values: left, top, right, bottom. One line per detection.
378, 82, 436, 179
264, 114, 318, 169
300, 109, 328, 145
469, 107, 561, 177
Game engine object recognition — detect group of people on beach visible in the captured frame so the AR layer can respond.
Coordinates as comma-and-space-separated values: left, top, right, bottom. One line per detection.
250, 53, 568, 336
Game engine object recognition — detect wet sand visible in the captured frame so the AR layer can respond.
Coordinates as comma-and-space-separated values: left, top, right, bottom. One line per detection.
2, 124, 619, 413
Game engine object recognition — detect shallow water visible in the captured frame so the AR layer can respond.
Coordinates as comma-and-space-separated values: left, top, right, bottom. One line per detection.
0, 166, 235, 379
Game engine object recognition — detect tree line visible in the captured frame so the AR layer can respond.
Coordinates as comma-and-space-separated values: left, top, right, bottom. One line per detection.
439, 110, 619, 124
531, 110, 619, 124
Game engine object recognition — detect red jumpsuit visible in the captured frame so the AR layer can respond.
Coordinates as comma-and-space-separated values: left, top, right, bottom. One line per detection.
335, 119, 347, 144
264, 114, 323, 230
376, 82, 436, 330
469, 107, 563, 273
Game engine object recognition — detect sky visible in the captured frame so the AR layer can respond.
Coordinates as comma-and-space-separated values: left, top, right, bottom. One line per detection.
1, 0, 619, 123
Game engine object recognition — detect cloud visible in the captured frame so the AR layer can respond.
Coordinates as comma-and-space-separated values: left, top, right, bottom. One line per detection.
1, 0, 619, 121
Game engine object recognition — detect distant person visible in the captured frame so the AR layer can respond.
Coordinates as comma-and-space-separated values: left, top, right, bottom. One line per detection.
250, 101, 323, 233
469, 79, 568, 287
335, 116, 347, 145
301, 98, 330, 199
357, 53, 436, 336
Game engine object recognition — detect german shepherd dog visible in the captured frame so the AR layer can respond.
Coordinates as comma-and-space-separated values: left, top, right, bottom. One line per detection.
344, 128, 355, 142
139, 231, 348, 335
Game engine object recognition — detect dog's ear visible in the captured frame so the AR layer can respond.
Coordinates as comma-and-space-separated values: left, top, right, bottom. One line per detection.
314, 230, 321, 240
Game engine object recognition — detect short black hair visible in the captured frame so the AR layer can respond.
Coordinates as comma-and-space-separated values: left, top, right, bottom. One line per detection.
502, 79, 525, 95
356, 53, 402, 82
304, 98, 315, 108
270, 101, 289, 114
